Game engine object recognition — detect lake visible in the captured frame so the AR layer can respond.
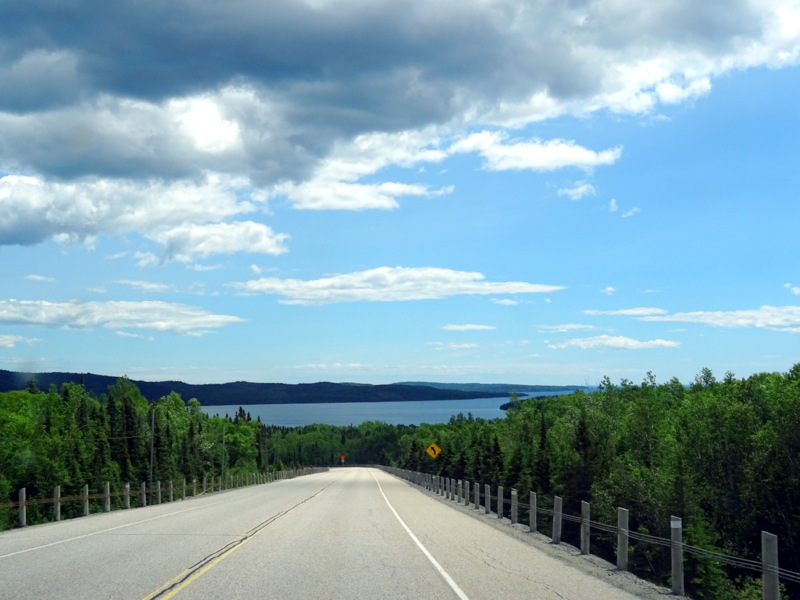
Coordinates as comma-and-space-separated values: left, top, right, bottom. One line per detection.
200, 392, 571, 426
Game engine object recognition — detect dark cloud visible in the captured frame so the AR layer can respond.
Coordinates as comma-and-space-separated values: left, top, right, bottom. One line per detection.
0, 0, 790, 188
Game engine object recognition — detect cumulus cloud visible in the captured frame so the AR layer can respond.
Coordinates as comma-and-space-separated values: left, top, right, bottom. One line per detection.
273, 129, 452, 210
642, 305, 800, 333
0, 173, 259, 243
0, 0, 798, 256
154, 221, 289, 263
548, 334, 680, 350
442, 324, 496, 331
785, 283, 800, 295
601, 286, 616, 295
450, 131, 621, 171
0, 299, 244, 335
230, 266, 564, 305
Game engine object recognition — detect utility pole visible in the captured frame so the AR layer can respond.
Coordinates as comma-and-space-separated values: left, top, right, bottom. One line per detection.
149, 405, 155, 504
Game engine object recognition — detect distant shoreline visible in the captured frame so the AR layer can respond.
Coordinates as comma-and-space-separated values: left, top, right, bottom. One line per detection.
0, 369, 587, 405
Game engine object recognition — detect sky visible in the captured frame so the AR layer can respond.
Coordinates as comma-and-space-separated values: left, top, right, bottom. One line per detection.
1, 0, 799, 387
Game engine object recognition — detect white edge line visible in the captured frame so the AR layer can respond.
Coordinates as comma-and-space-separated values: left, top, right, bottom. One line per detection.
371, 471, 470, 600
0, 498, 229, 559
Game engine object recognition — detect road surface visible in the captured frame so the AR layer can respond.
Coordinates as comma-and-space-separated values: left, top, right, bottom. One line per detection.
0, 468, 665, 599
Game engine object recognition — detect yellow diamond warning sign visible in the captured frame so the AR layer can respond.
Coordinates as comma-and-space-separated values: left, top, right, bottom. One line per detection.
425, 443, 442, 458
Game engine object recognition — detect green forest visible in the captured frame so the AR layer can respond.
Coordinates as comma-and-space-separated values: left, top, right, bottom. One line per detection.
2, 366, 799, 599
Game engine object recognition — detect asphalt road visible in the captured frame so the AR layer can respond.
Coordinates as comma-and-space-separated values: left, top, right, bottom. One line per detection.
0, 468, 661, 599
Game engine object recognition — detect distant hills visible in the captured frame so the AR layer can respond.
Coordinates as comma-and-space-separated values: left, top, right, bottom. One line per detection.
0, 369, 583, 406
396, 382, 587, 394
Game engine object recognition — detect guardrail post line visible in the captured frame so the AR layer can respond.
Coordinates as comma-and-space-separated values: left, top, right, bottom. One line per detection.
169, 480, 174, 502
552, 496, 562, 543
104, 481, 111, 512
83, 484, 89, 516
671, 516, 684, 596
762, 531, 779, 600
473, 481, 479, 509
498, 486, 504, 519
511, 489, 518, 524
485, 484, 491, 514
581, 501, 590, 554
464, 481, 470, 506
193, 478, 197, 496
124, 482, 130, 509
617, 507, 629, 570
18, 488, 26, 528
182, 479, 186, 500
157, 481, 162, 505
457, 480, 462, 503
54, 485, 61, 521
530, 491, 537, 533
141, 481, 146, 506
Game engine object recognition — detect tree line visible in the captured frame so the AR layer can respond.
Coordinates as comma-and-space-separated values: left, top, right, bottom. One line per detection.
2, 366, 799, 598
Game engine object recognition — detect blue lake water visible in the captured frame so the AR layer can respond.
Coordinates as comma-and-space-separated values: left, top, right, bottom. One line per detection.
200, 392, 572, 426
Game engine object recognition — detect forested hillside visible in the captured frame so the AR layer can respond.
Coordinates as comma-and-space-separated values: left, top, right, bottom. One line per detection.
2, 366, 799, 598
0, 370, 497, 404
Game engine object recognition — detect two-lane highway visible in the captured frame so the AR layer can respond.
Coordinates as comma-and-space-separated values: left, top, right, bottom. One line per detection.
0, 468, 656, 599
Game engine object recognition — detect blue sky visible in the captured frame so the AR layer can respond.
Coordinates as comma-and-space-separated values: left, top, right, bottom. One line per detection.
1, 1, 799, 386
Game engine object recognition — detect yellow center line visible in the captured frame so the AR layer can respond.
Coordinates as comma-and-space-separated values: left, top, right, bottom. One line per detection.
140, 474, 344, 600
141, 532, 256, 600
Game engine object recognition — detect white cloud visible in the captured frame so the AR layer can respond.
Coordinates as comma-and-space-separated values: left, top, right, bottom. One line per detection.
0, 335, 24, 348
601, 286, 616, 295
537, 324, 596, 333
276, 180, 447, 211
622, 207, 641, 218
642, 305, 800, 333
170, 96, 242, 154
450, 131, 621, 172
231, 266, 564, 305
1, 1, 799, 262
25, 274, 56, 283
429, 342, 479, 351
584, 307, 669, 316
491, 298, 519, 306
548, 335, 680, 350
785, 283, 800, 295
608, 198, 619, 212
273, 129, 451, 210
117, 280, 177, 294
442, 324, 496, 331
0, 299, 244, 335
0, 173, 258, 246
153, 221, 289, 263
558, 183, 597, 200
115, 330, 155, 341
